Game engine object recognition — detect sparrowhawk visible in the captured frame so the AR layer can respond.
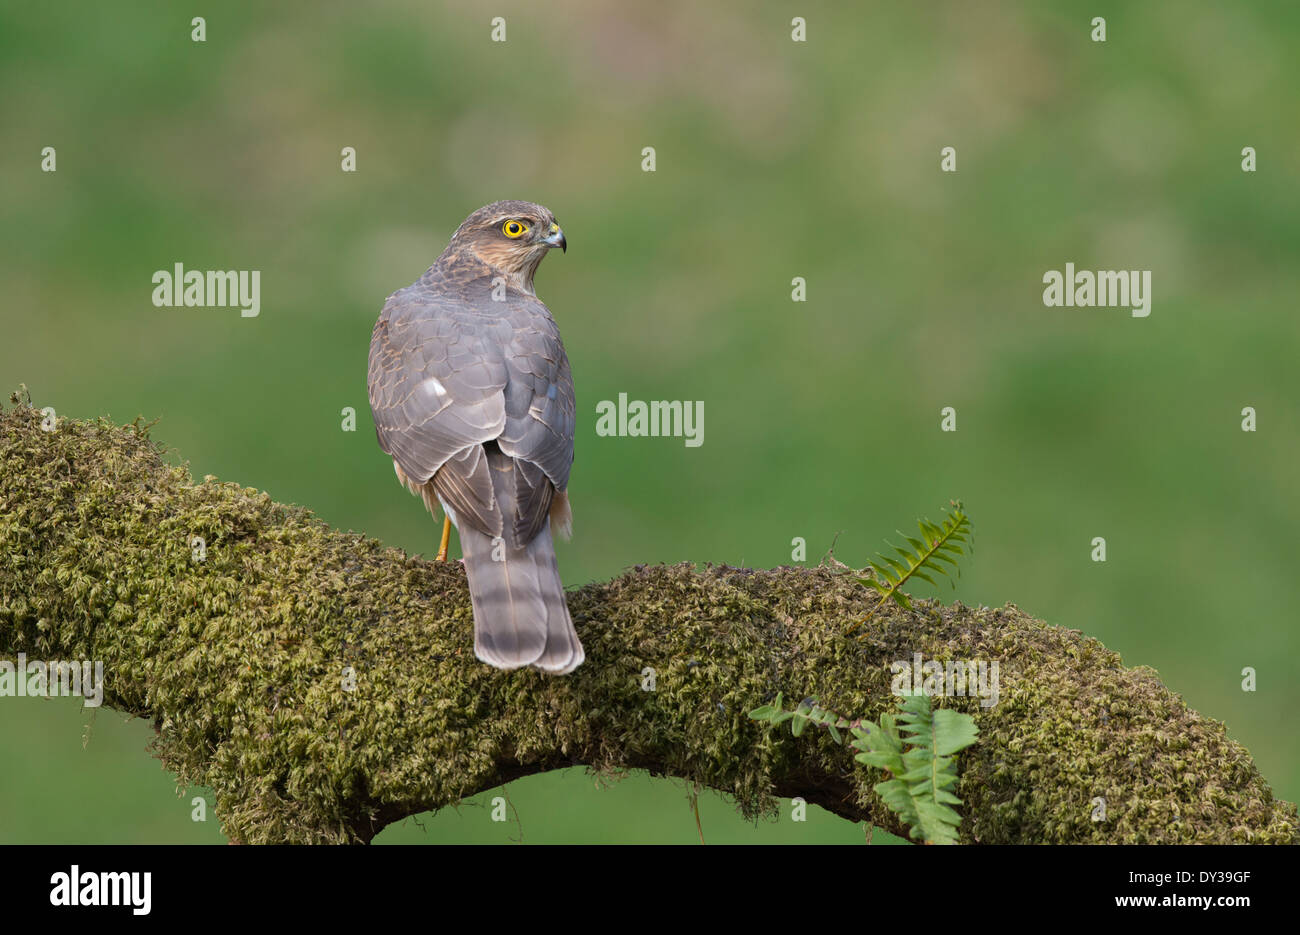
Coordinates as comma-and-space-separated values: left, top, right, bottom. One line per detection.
367, 201, 583, 673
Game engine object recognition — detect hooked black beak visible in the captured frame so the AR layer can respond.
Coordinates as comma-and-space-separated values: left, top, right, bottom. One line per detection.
544, 223, 566, 253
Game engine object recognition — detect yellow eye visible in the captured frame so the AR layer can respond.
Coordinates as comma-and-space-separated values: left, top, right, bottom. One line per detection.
502, 220, 528, 238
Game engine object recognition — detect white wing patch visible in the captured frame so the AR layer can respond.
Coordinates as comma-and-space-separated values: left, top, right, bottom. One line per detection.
421, 376, 449, 398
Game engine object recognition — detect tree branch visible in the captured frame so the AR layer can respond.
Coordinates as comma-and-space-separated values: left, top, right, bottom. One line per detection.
1, 396, 1295, 843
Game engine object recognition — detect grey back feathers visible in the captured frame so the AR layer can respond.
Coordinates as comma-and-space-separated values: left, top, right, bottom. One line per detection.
368, 202, 583, 673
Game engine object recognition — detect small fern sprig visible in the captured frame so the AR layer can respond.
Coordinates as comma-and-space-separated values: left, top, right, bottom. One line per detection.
748, 692, 855, 744
749, 692, 979, 845
848, 500, 971, 633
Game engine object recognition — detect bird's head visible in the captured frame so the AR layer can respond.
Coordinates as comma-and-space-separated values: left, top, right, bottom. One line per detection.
449, 200, 566, 294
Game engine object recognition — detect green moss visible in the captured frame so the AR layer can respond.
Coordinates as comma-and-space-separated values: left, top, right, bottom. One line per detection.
1, 396, 1295, 843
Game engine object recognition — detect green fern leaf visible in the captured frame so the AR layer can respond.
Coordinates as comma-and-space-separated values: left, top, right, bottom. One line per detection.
849, 502, 971, 634
750, 691, 979, 844
853, 693, 978, 845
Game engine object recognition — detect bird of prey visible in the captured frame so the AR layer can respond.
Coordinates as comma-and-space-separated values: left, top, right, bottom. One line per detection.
367, 201, 583, 673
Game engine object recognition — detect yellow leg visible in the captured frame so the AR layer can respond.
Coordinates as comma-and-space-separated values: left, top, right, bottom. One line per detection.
436, 515, 451, 562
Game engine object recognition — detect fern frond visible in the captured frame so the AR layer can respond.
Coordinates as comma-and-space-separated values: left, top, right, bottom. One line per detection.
854, 693, 978, 844
849, 501, 971, 634
749, 691, 980, 844
749, 694, 853, 744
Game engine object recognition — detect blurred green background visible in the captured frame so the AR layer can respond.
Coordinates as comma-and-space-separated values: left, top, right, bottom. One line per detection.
2, 0, 1297, 843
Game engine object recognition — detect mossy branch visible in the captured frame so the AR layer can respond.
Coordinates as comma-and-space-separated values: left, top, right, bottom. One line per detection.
1, 398, 1296, 844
